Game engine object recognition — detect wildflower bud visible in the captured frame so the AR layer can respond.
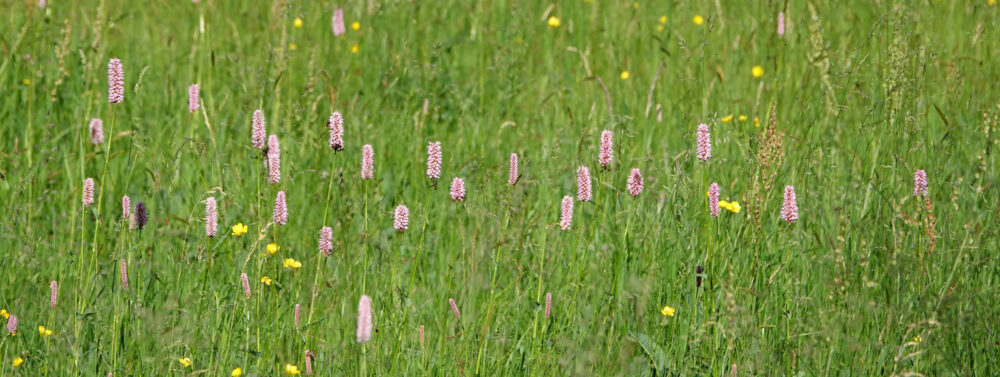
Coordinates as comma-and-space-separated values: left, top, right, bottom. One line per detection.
697, 123, 712, 162
356, 295, 372, 343
90, 118, 104, 145
332, 8, 346, 36
361, 144, 374, 180
205, 197, 218, 237
599, 130, 614, 168
108, 58, 124, 103
6, 314, 17, 335
188, 84, 199, 113
544, 292, 552, 319
576, 167, 592, 202
559, 195, 574, 230
709, 183, 720, 217
135, 201, 148, 230
240, 273, 251, 298
251, 110, 266, 150
627, 168, 643, 197
426, 141, 442, 180
50, 280, 58, 308
83, 178, 95, 207
273, 191, 288, 225
120, 258, 128, 289
328, 112, 344, 151
448, 298, 461, 318
393, 205, 409, 232
267, 135, 281, 184
508, 153, 519, 186
319, 227, 333, 256
781, 185, 799, 223
294, 304, 301, 328
913, 169, 928, 197
450, 177, 466, 202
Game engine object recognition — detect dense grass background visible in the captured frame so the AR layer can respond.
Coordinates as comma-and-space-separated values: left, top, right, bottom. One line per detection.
2, 0, 999, 375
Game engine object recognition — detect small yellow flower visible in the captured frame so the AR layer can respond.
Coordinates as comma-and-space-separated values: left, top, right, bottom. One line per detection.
351, 21, 360, 31
0, 309, 9, 319
351, 44, 360, 54
12, 357, 23, 367
283, 258, 302, 269
620, 71, 630, 80
660, 305, 676, 316
754, 117, 760, 128
692, 15, 704, 25
912, 335, 923, 343
22, 79, 31, 85
738, 115, 748, 121
38, 326, 52, 337
547, 16, 561, 28
232, 223, 248, 236
260, 276, 273, 285
178, 358, 192, 367
285, 364, 301, 375
751, 65, 764, 78
293, 17, 304, 28
721, 114, 733, 123
659, 15, 667, 24
267, 243, 280, 255
288, 43, 298, 51
232, 367, 243, 377
728, 201, 742, 213
719, 200, 730, 210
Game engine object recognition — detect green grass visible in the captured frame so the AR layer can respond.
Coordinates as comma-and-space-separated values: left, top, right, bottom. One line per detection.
2, 0, 999, 375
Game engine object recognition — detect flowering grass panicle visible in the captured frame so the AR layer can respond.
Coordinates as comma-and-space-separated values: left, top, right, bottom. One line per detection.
627, 168, 643, 197
252, 110, 266, 150
188, 84, 199, 113
268, 135, 281, 184
361, 144, 374, 180
559, 195, 574, 230
394, 205, 409, 232
356, 295, 372, 343
778, 12, 785, 36
240, 273, 251, 298
319, 227, 333, 256
120, 259, 128, 289
450, 177, 466, 202
83, 178, 95, 207
781, 185, 799, 223
135, 202, 148, 230
205, 197, 218, 237
107, 58, 124, 103
913, 169, 928, 196
90, 118, 104, 145
697, 123, 712, 162
329, 112, 344, 151
599, 130, 614, 168
6, 314, 16, 335
332, 8, 345, 36
709, 183, 720, 217
294, 304, 301, 328
426, 141, 442, 180
50, 280, 58, 308
274, 191, 288, 225
544, 292, 552, 319
448, 298, 461, 318
508, 153, 519, 186
576, 166, 592, 202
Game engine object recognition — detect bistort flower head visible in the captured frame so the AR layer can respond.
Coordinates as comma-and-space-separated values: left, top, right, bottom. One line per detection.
90, 118, 104, 145
450, 177, 466, 202
135, 201, 148, 230
394, 205, 409, 232
627, 168, 643, 197
696, 123, 712, 162
361, 144, 374, 180
426, 141, 442, 180
108, 58, 124, 103
319, 226, 333, 256
708, 183, 720, 217
599, 130, 613, 168
576, 166, 592, 202
83, 178, 95, 207
508, 153, 519, 186
205, 197, 218, 237
913, 169, 928, 197
274, 191, 288, 225
356, 295, 372, 343
781, 185, 799, 223
268, 135, 281, 184
252, 110, 266, 150
188, 84, 199, 113
329, 112, 344, 151
559, 195, 574, 230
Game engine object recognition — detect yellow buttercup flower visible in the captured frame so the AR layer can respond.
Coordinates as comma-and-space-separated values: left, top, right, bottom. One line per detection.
719, 200, 730, 210
721, 114, 733, 123
754, 117, 760, 127
659, 15, 667, 24
547, 16, 561, 28
38, 326, 53, 337
912, 335, 923, 343
13, 357, 23, 367
283, 258, 302, 269
660, 305, 676, 317
232, 367, 243, 377
232, 223, 248, 236
22, 79, 31, 85
285, 364, 301, 375
293, 17, 303, 28
0, 309, 9, 319
751, 65, 764, 78
727, 201, 741, 213
351, 21, 360, 31
288, 43, 298, 51
692, 15, 704, 25
260, 276, 273, 285
267, 243, 280, 255
738, 115, 747, 121
351, 44, 359, 54
620, 71, 630, 80
178, 358, 192, 367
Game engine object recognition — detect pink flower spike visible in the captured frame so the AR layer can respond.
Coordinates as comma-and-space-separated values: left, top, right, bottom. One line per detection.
304, 350, 314, 375
781, 185, 799, 223
448, 298, 461, 318
90, 118, 104, 145
50, 280, 58, 308
544, 292, 552, 319
120, 259, 128, 289
108, 58, 124, 103
83, 178, 95, 207
361, 144, 374, 180
319, 227, 333, 256
450, 177, 466, 202
240, 272, 251, 298
426, 141, 442, 180
205, 197, 218, 237
696, 123, 712, 162
777, 12, 785, 36
188, 84, 199, 113
559, 195, 574, 230
576, 166, 592, 202
708, 183, 720, 217
627, 168, 643, 197
394, 205, 409, 232
267, 135, 281, 184
274, 191, 288, 225
913, 170, 928, 197
356, 295, 373, 343
508, 153, 519, 186
121, 195, 131, 222
6, 314, 17, 335
294, 304, 301, 329
332, 8, 346, 36
251, 110, 266, 150
329, 111, 344, 151
599, 130, 613, 168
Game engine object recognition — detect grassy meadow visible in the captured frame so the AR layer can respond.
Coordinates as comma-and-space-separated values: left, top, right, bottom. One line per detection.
2, 0, 1000, 375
